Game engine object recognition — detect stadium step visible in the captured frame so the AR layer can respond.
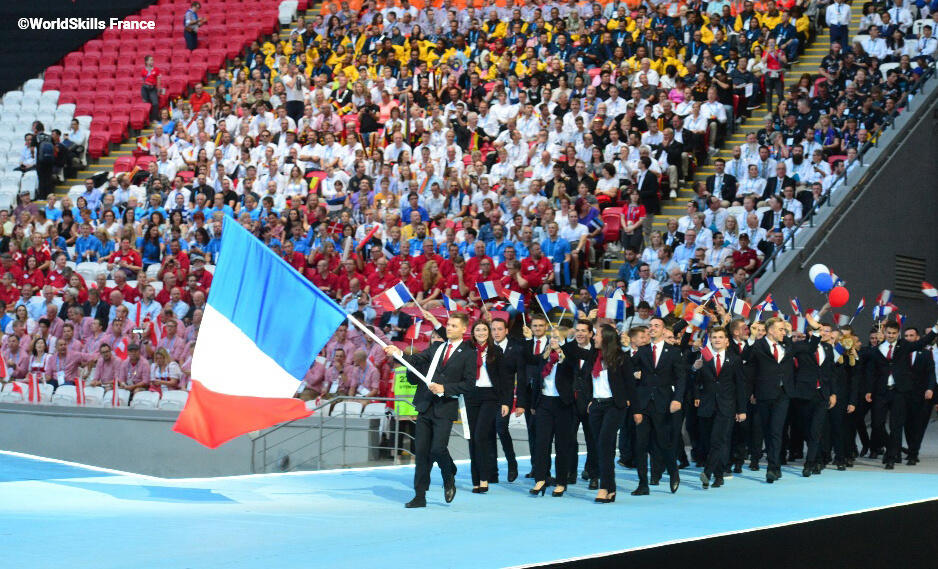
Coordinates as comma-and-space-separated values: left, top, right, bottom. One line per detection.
599, 14, 862, 280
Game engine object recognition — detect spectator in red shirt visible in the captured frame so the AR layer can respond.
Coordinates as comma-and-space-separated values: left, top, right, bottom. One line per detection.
731, 234, 761, 274
334, 258, 365, 298
519, 242, 552, 291
0, 253, 24, 283
306, 259, 338, 296
111, 271, 139, 304
188, 82, 212, 113
108, 238, 143, 278
189, 254, 213, 290
280, 240, 307, 273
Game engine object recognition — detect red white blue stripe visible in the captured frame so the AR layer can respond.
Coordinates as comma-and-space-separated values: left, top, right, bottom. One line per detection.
597, 297, 627, 320
373, 282, 415, 311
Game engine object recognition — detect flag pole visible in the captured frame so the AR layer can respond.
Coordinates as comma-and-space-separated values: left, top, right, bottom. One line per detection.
346, 313, 428, 383
535, 295, 554, 328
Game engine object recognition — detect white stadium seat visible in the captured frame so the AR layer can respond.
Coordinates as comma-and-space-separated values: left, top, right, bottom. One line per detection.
102, 389, 131, 407
330, 401, 363, 416
362, 402, 387, 416
40, 90, 59, 105
20, 170, 38, 199
23, 78, 43, 93
84, 386, 105, 406
51, 385, 78, 406
158, 390, 189, 410
75, 262, 105, 282
2, 91, 23, 107
0, 382, 25, 403
130, 390, 160, 409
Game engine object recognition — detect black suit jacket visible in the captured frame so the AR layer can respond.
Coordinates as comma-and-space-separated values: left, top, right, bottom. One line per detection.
865, 331, 937, 394
663, 230, 685, 248
579, 348, 633, 409
761, 176, 796, 200
760, 208, 792, 231
403, 332, 477, 420
660, 283, 684, 304
910, 347, 937, 394
474, 344, 515, 407
791, 341, 835, 400
706, 173, 738, 203
521, 339, 581, 408
378, 310, 414, 342
747, 336, 819, 401
631, 342, 686, 414
497, 337, 525, 405
83, 300, 110, 327
692, 350, 748, 417
636, 170, 660, 214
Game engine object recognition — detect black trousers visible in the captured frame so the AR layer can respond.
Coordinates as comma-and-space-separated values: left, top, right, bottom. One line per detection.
492, 411, 517, 471
652, 407, 686, 479
904, 392, 933, 457
532, 396, 574, 483
413, 410, 456, 494
141, 85, 160, 121
852, 397, 872, 453
184, 30, 198, 50
286, 100, 305, 124
756, 392, 790, 471
634, 408, 678, 486
467, 392, 499, 486
793, 395, 826, 465
746, 400, 763, 462
570, 401, 598, 479
588, 401, 625, 492
699, 412, 734, 477
618, 404, 635, 460
524, 405, 537, 468
824, 395, 848, 463
871, 389, 911, 462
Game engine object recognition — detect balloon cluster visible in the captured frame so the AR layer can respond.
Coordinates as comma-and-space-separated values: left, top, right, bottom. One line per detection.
809, 264, 849, 307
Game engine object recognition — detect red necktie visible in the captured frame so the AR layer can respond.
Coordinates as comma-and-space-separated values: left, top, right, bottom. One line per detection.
640, 279, 647, 300
652, 343, 658, 366
592, 350, 604, 379
816, 349, 821, 388
715, 353, 722, 376
772, 343, 779, 362
886, 344, 893, 361
535, 339, 542, 354
442, 342, 453, 365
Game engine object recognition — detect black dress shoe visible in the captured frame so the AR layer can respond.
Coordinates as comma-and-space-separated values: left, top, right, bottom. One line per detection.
631, 485, 650, 496
699, 471, 710, 489
444, 483, 457, 503
695, 461, 705, 468
525, 471, 534, 478
567, 473, 577, 485
845, 458, 855, 467
885, 461, 895, 470
624, 459, 635, 468
836, 463, 847, 471
589, 478, 599, 490
780, 456, 788, 465
712, 476, 724, 488
777, 468, 783, 478
617, 458, 628, 467
907, 458, 918, 466
812, 463, 822, 475
679, 457, 690, 469
749, 460, 760, 471
733, 462, 743, 474
869, 451, 880, 460
766, 470, 779, 484
802, 465, 811, 477
670, 474, 680, 493
507, 467, 518, 482
859, 446, 869, 457
471, 486, 489, 494
581, 469, 591, 481
405, 495, 427, 508
650, 475, 661, 486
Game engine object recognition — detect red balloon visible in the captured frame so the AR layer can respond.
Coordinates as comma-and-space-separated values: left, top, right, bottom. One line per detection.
829, 286, 849, 308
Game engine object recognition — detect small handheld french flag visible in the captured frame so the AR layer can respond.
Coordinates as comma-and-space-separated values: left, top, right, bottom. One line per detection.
833, 313, 850, 327
707, 277, 734, 291
597, 297, 627, 321
655, 299, 675, 318
789, 297, 803, 316
441, 294, 461, 312
852, 297, 866, 321
700, 342, 714, 362
872, 303, 897, 320
833, 342, 846, 360
789, 315, 807, 333
476, 281, 500, 301
875, 289, 893, 306
537, 291, 577, 315
588, 279, 610, 299
683, 304, 711, 329
373, 282, 415, 311
756, 294, 778, 312
501, 287, 525, 312
729, 297, 751, 319
923, 282, 938, 304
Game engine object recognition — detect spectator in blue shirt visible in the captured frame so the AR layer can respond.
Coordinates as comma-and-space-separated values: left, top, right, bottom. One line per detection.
74, 223, 103, 262
79, 178, 103, 211
136, 225, 164, 269
400, 192, 430, 223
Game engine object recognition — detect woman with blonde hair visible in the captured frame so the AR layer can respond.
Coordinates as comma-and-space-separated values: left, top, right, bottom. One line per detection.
416, 260, 443, 308
149, 347, 183, 396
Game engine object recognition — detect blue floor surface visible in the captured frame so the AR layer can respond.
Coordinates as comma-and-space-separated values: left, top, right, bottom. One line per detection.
2, 451, 937, 568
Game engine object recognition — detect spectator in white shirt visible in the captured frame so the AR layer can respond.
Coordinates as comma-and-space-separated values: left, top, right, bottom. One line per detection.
737, 164, 767, 199
862, 27, 889, 60
627, 264, 660, 307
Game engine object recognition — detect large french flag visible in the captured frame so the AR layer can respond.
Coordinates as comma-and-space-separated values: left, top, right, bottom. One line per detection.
173, 219, 347, 448
373, 282, 415, 311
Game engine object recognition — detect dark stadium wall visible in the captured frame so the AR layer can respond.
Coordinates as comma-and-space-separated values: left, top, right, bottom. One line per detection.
0, 0, 159, 95
754, 91, 938, 334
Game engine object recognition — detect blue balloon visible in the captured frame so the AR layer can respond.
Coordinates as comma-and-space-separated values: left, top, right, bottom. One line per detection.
813, 273, 834, 292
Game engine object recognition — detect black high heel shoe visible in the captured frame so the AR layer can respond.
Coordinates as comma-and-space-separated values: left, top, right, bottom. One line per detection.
472, 486, 489, 494
530, 482, 547, 496
552, 486, 565, 497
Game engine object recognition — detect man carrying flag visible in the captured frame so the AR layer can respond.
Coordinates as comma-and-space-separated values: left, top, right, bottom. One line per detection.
385, 311, 477, 508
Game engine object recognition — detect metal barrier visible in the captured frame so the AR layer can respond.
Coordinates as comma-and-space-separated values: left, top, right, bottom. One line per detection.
249, 396, 462, 473
744, 62, 938, 293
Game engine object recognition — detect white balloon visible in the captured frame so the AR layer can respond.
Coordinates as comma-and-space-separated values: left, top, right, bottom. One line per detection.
808, 264, 829, 282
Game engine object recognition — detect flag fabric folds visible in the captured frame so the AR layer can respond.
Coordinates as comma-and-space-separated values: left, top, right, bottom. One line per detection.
173, 219, 347, 448
923, 282, 938, 304
597, 297, 626, 320
476, 281, 500, 301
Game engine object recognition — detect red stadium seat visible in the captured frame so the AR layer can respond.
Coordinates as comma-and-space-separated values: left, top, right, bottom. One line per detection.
601, 207, 623, 244
63, 52, 83, 68
136, 155, 156, 170
108, 117, 129, 144
88, 132, 109, 159
113, 156, 136, 173
129, 103, 152, 130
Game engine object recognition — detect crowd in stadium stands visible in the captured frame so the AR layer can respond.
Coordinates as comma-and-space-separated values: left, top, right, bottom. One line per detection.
1, 0, 937, 404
